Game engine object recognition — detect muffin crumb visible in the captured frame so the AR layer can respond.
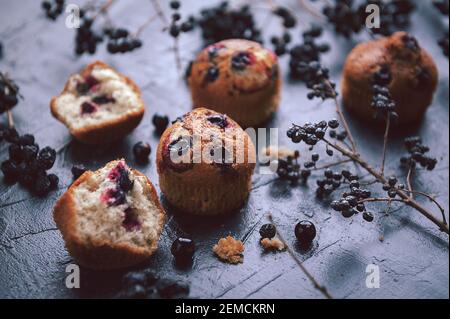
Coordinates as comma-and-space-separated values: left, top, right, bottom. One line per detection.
260, 238, 286, 251
213, 236, 245, 264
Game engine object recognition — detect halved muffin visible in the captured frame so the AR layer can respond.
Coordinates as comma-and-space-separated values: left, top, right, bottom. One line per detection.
53, 160, 165, 270
50, 61, 145, 144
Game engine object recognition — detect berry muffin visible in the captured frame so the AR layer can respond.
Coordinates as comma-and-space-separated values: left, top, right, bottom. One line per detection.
156, 108, 256, 215
50, 61, 145, 144
53, 160, 165, 270
188, 39, 281, 128
341, 32, 438, 125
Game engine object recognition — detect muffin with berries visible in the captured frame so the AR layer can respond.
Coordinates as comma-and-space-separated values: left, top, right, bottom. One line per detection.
188, 39, 281, 128
53, 160, 165, 270
341, 32, 438, 125
156, 108, 256, 215
50, 61, 145, 144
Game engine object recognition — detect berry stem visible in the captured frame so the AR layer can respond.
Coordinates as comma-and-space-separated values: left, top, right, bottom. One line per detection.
150, 0, 169, 26
298, 0, 326, 21
326, 80, 357, 152
322, 138, 449, 234
313, 159, 352, 171
174, 37, 182, 72
268, 214, 333, 299
133, 13, 158, 38
7, 110, 14, 129
92, 0, 115, 20
401, 189, 447, 225
381, 114, 391, 176
406, 166, 414, 199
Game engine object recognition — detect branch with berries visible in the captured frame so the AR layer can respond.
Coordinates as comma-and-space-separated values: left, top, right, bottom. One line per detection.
281, 63, 448, 234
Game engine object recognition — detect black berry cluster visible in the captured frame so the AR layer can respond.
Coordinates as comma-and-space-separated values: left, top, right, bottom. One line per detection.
0, 73, 21, 115
400, 137, 437, 171
276, 150, 307, 183
371, 66, 398, 121
323, 0, 415, 37
194, 2, 262, 45
270, 32, 292, 56
367, 0, 415, 36
323, 0, 364, 38
273, 6, 297, 29
1, 128, 59, 197
105, 28, 142, 54
433, 0, 449, 15
295, 61, 336, 100
41, 0, 65, 20
75, 17, 103, 55
329, 171, 374, 221
287, 119, 341, 147
382, 176, 405, 199
168, 1, 195, 39
118, 270, 190, 299
289, 25, 330, 80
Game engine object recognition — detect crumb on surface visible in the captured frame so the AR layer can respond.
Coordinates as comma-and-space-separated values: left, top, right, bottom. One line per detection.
260, 238, 286, 251
213, 236, 245, 264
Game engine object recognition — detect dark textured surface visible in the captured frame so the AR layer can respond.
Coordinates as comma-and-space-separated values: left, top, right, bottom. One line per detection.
0, 0, 448, 299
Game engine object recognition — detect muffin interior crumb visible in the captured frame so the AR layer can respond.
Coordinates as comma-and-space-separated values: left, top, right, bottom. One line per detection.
213, 236, 245, 264
72, 161, 161, 249
54, 65, 141, 131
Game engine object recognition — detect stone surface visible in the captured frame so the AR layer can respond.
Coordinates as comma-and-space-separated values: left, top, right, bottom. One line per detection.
0, 0, 448, 299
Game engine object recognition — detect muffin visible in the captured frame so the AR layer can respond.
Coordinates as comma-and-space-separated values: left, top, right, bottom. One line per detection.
341, 32, 438, 125
50, 61, 145, 144
188, 39, 281, 128
156, 108, 256, 215
53, 160, 165, 270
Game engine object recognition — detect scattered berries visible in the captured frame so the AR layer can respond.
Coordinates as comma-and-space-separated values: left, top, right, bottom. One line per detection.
295, 221, 316, 247
152, 114, 170, 136
259, 224, 276, 239
171, 237, 196, 263
133, 142, 152, 163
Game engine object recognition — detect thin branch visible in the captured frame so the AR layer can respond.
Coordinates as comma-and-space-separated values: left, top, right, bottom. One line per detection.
268, 214, 333, 299
133, 13, 158, 37
322, 138, 449, 234
7, 110, 14, 129
174, 37, 182, 72
401, 189, 447, 226
313, 159, 352, 171
326, 80, 357, 152
150, 0, 169, 27
298, 0, 326, 21
381, 114, 390, 176
359, 198, 406, 205
92, 0, 115, 20
406, 166, 414, 199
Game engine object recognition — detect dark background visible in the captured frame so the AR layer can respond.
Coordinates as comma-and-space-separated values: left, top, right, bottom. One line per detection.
0, 0, 448, 299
